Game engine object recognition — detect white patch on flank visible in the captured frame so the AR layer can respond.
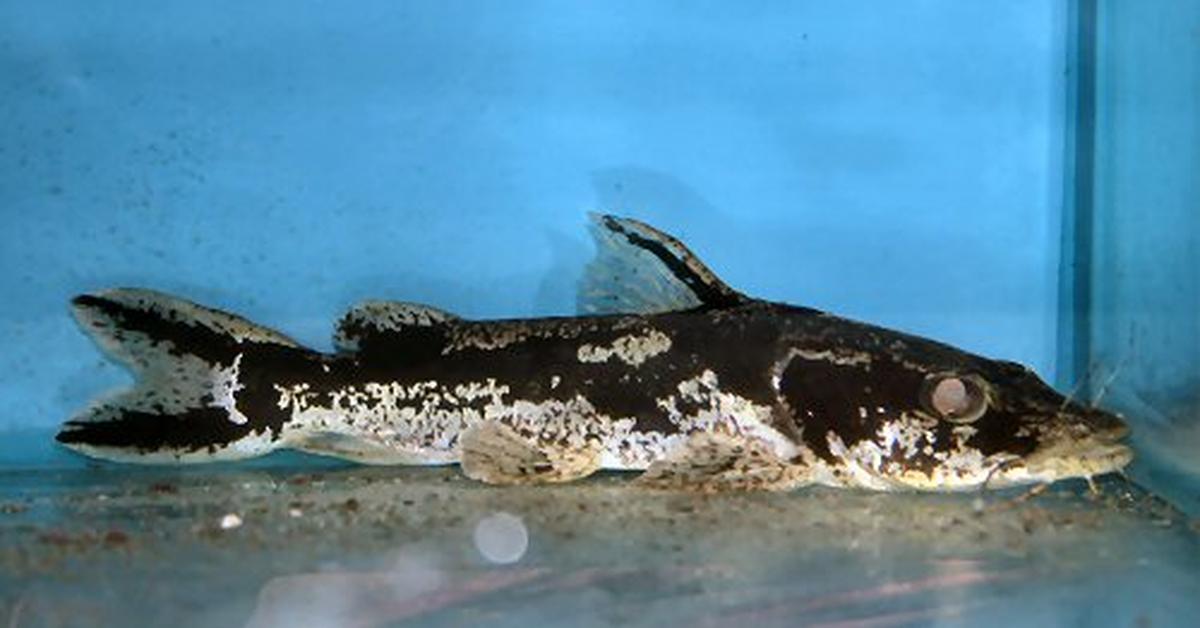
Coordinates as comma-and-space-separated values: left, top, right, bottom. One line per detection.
577, 329, 672, 366
649, 369, 798, 465
211, 353, 249, 424
277, 375, 642, 467
269, 363, 802, 475
791, 348, 873, 367
274, 383, 316, 412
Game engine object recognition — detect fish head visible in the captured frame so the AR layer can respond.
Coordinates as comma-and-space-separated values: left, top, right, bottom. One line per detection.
774, 322, 1132, 491
962, 357, 1132, 489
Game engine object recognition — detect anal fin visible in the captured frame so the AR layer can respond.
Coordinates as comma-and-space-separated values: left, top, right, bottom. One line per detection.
636, 433, 810, 492
460, 422, 602, 485
292, 431, 443, 465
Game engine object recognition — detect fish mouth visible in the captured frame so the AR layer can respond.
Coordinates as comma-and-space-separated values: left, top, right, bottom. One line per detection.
1082, 423, 1135, 472
999, 426, 1133, 486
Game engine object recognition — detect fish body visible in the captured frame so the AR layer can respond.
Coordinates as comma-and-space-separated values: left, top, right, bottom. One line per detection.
58, 215, 1131, 491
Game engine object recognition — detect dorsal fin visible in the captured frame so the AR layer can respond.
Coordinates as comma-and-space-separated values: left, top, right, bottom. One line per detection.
578, 214, 747, 315
334, 301, 459, 353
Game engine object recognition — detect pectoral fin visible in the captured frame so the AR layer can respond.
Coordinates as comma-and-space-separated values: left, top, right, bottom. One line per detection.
291, 431, 448, 465
460, 421, 603, 485
637, 433, 810, 492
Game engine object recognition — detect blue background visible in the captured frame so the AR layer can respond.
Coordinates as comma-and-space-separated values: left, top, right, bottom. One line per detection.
1091, 1, 1200, 424
1, 1, 1071, 439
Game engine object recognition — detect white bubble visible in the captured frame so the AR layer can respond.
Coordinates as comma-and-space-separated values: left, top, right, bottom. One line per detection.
219, 513, 243, 529
473, 512, 528, 564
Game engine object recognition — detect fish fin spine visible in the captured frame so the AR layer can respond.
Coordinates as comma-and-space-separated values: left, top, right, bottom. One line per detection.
579, 213, 747, 315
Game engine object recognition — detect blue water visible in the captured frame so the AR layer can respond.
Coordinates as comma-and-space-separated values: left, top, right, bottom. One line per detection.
0, 1, 1070, 436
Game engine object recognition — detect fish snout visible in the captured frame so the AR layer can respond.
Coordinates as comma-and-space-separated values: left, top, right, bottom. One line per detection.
1083, 408, 1130, 442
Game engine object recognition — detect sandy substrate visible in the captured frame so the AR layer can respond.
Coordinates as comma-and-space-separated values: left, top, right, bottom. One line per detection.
1, 462, 1197, 627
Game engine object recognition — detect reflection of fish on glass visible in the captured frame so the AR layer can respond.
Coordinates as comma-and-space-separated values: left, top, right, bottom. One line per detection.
244, 513, 713, 628
56, 215, 1130, 492
705, 558, 1025, 628
246, 542, 1022, 628
246, 556, 543, 628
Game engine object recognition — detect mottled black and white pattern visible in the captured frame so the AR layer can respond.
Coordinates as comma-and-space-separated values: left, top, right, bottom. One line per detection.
57, 215, 1132, 491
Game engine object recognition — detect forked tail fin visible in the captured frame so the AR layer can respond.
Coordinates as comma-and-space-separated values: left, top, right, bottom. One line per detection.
57, 288, 302, 463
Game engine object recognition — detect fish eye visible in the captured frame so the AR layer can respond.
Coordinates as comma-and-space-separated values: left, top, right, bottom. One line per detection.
922, 373, 988, 424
